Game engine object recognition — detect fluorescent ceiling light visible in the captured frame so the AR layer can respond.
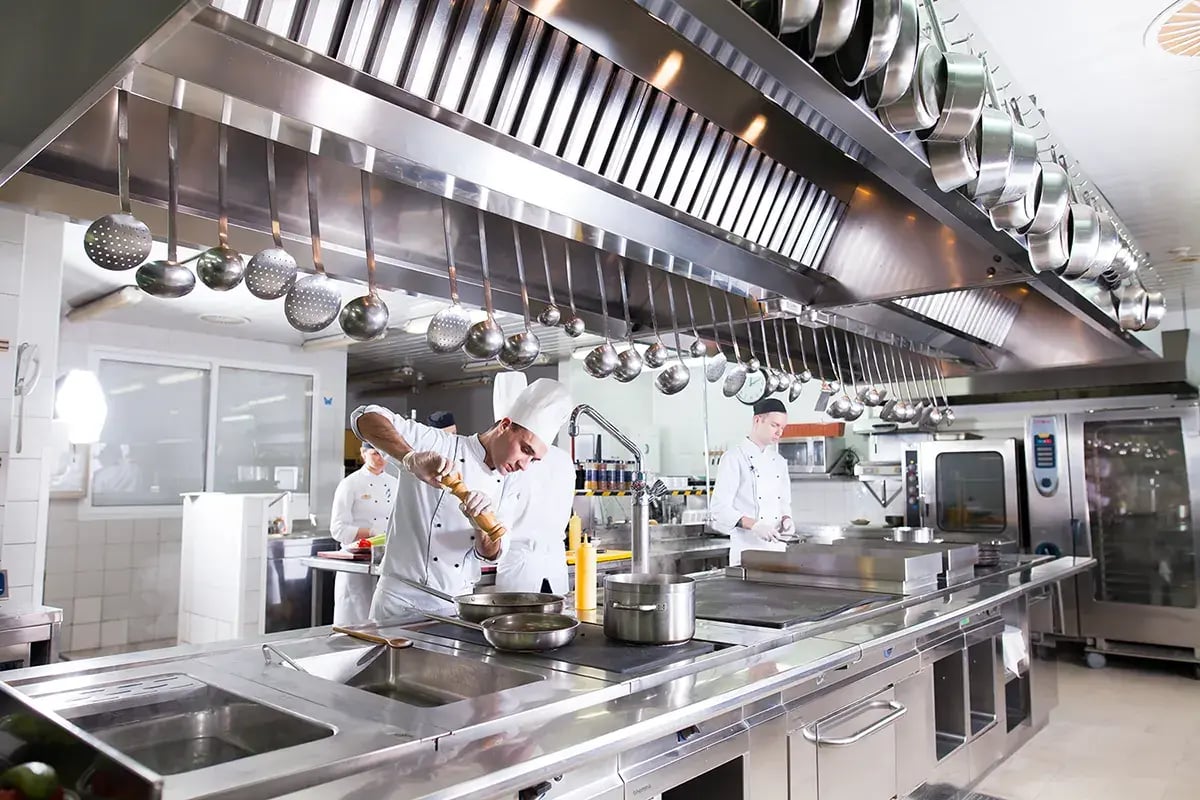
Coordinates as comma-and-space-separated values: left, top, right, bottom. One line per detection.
157, 370, 204, 385
221, 414, 254, 423
65, 286, 143, 323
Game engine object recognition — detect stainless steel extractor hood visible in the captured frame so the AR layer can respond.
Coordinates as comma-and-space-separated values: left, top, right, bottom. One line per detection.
0, 0, 1157, 377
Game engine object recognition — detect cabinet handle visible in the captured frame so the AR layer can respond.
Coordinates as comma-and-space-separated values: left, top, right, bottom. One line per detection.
802, 700, 907, 746
518, 780, 553, 800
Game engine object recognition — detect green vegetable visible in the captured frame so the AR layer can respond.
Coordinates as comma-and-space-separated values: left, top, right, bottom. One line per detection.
0, 761, 61, 800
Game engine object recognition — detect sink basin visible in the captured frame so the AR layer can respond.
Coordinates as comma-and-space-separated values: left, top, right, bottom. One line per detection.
299, 646, 543, 707
57, 675, 332, 775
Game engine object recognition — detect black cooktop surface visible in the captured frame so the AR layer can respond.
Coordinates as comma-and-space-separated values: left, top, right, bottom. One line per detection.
694, 578, 896, 628
417, 621, 716, 674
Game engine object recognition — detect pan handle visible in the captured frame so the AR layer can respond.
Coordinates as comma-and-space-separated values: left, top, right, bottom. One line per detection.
608, 600, 662, 612
410, 608, 485, 632
395, 575, 456, 603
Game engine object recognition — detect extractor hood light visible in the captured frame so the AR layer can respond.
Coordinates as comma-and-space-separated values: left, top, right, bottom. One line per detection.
650, 51, 684, 89
65, 286, 143, 323
741, 114, 767, 145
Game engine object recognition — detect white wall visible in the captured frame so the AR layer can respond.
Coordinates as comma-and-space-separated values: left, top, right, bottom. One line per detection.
43, 315, 346, 654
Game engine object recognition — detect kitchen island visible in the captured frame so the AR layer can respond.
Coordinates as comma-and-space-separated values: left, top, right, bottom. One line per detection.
2, 556, 1091, 800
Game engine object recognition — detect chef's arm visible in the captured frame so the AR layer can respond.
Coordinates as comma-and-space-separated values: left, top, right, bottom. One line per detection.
709, 454, 753, 535
330, 479, 371, 547
353, 411, 417, 463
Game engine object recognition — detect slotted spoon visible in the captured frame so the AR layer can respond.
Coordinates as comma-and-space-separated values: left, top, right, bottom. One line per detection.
427, 200, 474, 353
84, 88, 152, 271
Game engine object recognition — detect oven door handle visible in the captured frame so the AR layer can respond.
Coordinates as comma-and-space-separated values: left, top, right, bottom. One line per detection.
801, 700, 907, 746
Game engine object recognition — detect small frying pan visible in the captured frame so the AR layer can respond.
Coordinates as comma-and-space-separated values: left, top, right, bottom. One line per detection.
418, 609, 579, 652
397, 576, 565, 623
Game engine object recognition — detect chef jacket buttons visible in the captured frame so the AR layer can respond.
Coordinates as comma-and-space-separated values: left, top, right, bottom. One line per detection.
433, 556, 439, 562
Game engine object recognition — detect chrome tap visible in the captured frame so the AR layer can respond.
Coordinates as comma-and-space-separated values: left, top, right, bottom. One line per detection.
568, 404, 650, 573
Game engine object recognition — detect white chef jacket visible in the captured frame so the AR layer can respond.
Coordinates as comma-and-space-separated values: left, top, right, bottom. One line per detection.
494, 445, 572, 595
710, 437, 793, 566
351, 405, 528, 619
329, 465, 397, 625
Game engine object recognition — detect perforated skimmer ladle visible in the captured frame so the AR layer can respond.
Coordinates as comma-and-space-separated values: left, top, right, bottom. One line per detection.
85, 88, 152, 271
427, 200, 473, 353
284, 146, 343, 332
245, 136, 299, 299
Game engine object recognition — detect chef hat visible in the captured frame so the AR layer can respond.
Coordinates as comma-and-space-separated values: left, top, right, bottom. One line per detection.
492, 372, 528, 421
427, 410, 456, 429
505, 378, 573, 448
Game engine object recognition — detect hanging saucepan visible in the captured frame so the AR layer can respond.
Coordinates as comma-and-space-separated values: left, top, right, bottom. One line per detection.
863, 0, 918, 108
807, 0, 861, 59
990, 163, 1039, 233
992, 101, 1040, 207
1027, 210, 1071, 274
1143, 290, 1166, 331
1060, 205, 1102, 280
877, 42, 941, 132
1082, 211, 1121, 280
964, 61, 1015, 205
835, 0, 901, 86
1117, 282, 1148, 331
927, 130, 980, 192
780, 0, 820, 34
914, 0, 986, 144
740, 0, 781, 34
1021, 155, 1070, 236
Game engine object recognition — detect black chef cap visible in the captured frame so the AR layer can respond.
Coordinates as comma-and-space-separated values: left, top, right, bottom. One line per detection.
753, 398, 787, 416
428, 410, 456, 429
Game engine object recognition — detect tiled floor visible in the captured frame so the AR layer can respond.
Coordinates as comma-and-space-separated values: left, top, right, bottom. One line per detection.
976, 654, 1200, 800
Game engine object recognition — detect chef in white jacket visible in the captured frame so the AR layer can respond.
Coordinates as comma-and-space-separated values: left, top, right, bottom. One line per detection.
351, 378, 574, 618
491, 373, 571, 595
710, 398, 794, 566
328, 442, 397, 624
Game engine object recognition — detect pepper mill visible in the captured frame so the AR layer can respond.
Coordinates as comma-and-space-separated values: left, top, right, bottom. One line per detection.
439, 472, 506, 539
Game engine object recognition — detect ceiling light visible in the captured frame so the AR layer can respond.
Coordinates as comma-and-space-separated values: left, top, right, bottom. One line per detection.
199, 314, 250, 326
157, 370, 204, 385
65, 286, 143, 323
1145, 0, 1200, 58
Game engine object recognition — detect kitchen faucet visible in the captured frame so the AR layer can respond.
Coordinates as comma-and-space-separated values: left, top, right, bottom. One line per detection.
568, 404, 650, 573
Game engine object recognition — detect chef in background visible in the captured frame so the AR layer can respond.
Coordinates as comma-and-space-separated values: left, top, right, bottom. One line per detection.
352, 378, 574, 617
427, 410, 457, 435
329, 442, 398, 624
710, 398, 794, 566
492, 373, 571, 595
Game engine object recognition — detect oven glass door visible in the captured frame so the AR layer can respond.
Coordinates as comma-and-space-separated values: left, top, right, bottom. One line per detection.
933, 451, 1010, 534
779, 440, 811, 473
1082, 417, 1197, 609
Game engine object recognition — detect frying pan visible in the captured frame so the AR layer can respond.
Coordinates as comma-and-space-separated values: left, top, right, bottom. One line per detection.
397, 576, 565, 623
418, 609, 579, 652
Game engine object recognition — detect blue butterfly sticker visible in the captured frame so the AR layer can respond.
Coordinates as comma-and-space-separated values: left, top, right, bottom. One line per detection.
323, 396, 333, 407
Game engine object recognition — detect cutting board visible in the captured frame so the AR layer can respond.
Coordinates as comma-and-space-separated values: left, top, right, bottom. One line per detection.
317, 550, 370, 562
566, 549, 632, 565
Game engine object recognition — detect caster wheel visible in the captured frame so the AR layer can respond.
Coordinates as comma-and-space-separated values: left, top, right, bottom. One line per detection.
1086, 652, 1107, 670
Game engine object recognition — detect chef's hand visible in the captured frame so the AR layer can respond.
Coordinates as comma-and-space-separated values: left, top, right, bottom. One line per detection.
461, 490, 505, 560
750, 520, 780, 543
402, 450, 451, 488
779, 516, 795, 536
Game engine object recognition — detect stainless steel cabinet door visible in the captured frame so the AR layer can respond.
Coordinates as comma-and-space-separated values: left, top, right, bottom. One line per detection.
798, 687, 904, 800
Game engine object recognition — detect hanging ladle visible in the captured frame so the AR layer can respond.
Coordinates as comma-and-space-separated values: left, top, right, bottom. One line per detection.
855, 337, 882, 406
824, 327, 850, 418
935, 362, 956, 426
498, 221, 543, 370
839, 332, 865, 421
426, 200, 474, 353
197, 102, 246, 291
84, 87, 152, 271
561, 241, 586, 337
870, 340, 891, 405
245, 135, 299, 299
283, 143, 344, 332
463, 212, 506, 359
768, 314, 793, 394
703, 285, 729, 383
613, 260, 644, 383
795, 319, 814, 385
735, 302, 769, 405
779, 319, 803, 403
536, 232, 562, 327
879, 344, 902, 421
721, 293, 749, 398
683, 281, 709, 359
643, 267, 670, 368
583, 252, 619, 378
338, 168, 390, 341
136, 100, 196, 299
655, 276, 691, 395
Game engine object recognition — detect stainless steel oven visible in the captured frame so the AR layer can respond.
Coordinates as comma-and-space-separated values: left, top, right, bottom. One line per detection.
903, 439, 1026, 545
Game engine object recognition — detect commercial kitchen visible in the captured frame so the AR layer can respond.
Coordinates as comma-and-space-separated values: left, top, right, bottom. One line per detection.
0, 0, 1195, 798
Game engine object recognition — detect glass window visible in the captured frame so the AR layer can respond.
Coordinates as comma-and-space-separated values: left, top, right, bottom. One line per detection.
1084, 418, 1196, 609
936, 452, 1007, 533
213, 368, 313, 493
93, 361, 210, 507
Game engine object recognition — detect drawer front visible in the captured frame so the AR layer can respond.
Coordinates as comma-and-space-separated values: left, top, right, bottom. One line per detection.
815, 687, 901, 800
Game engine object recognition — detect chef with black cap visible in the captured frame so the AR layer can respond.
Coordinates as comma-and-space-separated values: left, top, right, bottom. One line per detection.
427, 410, 457, 435
710, 397, 794, 566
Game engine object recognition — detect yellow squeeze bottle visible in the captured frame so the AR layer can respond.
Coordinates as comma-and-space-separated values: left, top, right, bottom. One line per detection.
575, 535, 597, 611
567, 513, 583, 554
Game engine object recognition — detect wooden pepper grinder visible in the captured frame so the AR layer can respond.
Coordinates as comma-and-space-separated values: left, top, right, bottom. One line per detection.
439, 472, 506, 540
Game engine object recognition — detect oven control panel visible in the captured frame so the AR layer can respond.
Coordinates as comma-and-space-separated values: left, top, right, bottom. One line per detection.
904, 449, 921, 526
1028, 416, 1060, 497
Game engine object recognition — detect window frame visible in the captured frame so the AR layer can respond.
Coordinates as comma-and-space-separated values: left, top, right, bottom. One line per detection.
78, 346, 320, 520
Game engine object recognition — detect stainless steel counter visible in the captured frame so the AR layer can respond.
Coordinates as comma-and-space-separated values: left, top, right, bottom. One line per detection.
3, 557, 1094, 800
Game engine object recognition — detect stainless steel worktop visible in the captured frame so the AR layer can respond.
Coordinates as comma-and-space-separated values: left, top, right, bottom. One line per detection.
3, 557, 1093, 800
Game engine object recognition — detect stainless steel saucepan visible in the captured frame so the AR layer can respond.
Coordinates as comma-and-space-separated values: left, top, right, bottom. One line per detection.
914, 0, 986, 144
604, 573, 695, 644
418, 609, 579, 652
863, 0, 918, 108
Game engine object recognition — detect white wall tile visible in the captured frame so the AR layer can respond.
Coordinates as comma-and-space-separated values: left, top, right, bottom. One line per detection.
10, 417, 51, 458
161, 518, 182, 541
4, 459, 42, 503
3, 500, 38, 544
100, 620, 128, 647
103, 569, 131, 596
3, 542, 36, 585
105, 520, 134, 544
42, 571, 74, 602
133, 518, 160, 543
0, 210, 24, 244
49, 520, 78, 547
74, 570, 104, 597
6, 586, 33, 605
78, 520, 106, 544
72, 623, 100, 651
76, 542, 104, 571
102, 594, 129, 621
103, 542, 133, 571
45, 546, 76, 575
74, 597, 102, 625
0, 242, 23, 294
129, 617, 159, 643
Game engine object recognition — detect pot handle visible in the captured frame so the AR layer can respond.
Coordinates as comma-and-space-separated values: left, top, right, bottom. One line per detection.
608, 600, 662, 612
